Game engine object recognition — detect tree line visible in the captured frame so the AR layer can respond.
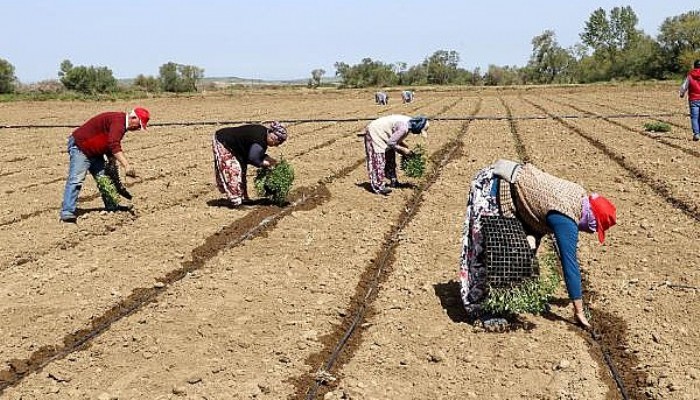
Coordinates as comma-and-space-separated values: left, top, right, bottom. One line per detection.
0, 7, 698, 95
0, 59, 204, 96
333, 7, 700, 87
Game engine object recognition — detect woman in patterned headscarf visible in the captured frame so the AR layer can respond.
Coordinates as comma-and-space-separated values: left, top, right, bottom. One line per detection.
362, 114, 429, 195
212, 121, 288, 206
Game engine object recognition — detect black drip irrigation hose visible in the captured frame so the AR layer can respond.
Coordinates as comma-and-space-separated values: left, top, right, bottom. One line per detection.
0, 159, 366, 394
664, 282, 699, 290
504, 97, 633, 400
0, 112, 686, 130
304, 127, 469, 400
0, 196, 298, 393
551, 221, 632, 400
596, 334, 632, 400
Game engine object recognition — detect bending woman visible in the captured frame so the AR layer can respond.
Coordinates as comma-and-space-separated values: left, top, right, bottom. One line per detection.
212, 122, 288, 206
459, 160, 617, 327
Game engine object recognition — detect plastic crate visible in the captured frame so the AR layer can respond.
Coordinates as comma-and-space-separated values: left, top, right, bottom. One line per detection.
481, 215, 539, 288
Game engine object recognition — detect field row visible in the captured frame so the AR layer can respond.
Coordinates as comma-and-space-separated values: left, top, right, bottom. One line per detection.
1, 87, 698, 399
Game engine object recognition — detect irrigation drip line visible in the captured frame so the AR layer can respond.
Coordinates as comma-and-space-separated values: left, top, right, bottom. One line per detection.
304, 130, 467, 400
554, 252, 633, 400
598, 341, 632, 400
0, 156, 365, 394
665, 282, 699, 290
502, 99, 633, 400
0, 196, 301, 393
0, 112, 684, 130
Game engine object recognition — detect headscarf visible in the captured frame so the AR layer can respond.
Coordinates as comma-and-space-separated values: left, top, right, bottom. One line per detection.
578, 196, 597, 233
267, 121, 288, 143
589, 193, 617, 244
408, 116, 428, 134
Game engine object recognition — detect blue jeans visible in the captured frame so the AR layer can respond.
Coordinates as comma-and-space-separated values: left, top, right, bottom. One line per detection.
690, 100, 700, 135
60, 136, 108, 219
546, 211, 582, 300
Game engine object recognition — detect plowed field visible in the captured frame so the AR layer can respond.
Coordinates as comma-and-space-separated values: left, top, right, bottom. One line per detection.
1, 84, 698, 400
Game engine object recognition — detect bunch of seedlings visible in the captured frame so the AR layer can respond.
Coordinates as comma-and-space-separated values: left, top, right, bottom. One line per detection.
482, 252, 560, 316
105, 158, 132, 199
95, 175, 120, 210
643, 121, 671, 133
400, 144, 427, 178
254, 159, 295, 206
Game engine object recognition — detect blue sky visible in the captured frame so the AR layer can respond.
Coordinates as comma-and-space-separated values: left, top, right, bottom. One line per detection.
2, 1, 694, 83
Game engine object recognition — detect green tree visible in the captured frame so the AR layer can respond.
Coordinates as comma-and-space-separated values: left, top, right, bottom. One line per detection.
309, 68, 325, 87
333, 62, 350, 83
134, 74, 161, 92
333, 58, 396, 88
58, 59, 117, 94
59, 59, 73, 79
526, 30, 576, 83
483, 65, 522, 86
580, 7, 639, 61
465, 67, 483, 86
423, 50, 460, 84
159, 62, 179, 92
658, 10, 700, 73
179, 64, 204, 92
609, 6, 641, 50
158, 62, 204, 92
0, 58, 17, 93
615, 34, 665, 80
402, 64, 428, 85
451, 67, 479, 85
393, 62, 408, 84
580, 6, 643, 80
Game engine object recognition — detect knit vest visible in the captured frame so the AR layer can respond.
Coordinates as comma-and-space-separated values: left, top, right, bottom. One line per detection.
512, 164, 586, 235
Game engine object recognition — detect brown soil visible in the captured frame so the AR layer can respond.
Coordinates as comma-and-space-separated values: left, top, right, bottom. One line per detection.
0, 85, 698, 400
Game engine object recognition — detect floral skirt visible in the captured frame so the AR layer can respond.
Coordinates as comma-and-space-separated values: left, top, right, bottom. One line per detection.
459, 166, 500, 311
363, 133, 397, 192
212, 136, 246, 205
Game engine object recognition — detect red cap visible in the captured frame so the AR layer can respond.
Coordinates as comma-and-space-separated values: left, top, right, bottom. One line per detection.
133, 107, 150, 130
589, 194, 616, 244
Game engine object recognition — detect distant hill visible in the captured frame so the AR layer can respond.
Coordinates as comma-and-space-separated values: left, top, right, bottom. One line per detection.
119, 76, 341, 87
203, 76, 342, 86
202, 76, 304, 86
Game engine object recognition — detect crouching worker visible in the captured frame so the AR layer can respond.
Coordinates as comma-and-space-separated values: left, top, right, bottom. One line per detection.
59, 107, 150, 223
363, 115, 428, 195
458, 160, 617, 328
402, 90, 414, 104
212, 121, 288, 206
375, 91, 388, 105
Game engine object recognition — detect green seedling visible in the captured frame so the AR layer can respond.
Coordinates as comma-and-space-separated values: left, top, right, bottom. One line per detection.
400, 144, 427, 178
254, 159, 295, 206
482, 252, 561, 316
643, 121, 671, 133
95, 174, 120, 210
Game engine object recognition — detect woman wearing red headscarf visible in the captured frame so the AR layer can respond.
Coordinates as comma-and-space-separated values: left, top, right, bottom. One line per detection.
459, 159, 617, 328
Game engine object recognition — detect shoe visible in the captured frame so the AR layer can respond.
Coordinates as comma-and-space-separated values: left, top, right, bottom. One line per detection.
60, 216, 77, 224
693, 134, 700, 142
389, 179, 401, 188
105, 204, 133, 212
376, 187, 392, 196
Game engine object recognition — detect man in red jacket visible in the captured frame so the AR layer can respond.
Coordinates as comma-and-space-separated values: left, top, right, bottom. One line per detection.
679, 59, 700, 142
60, 107, 150, 223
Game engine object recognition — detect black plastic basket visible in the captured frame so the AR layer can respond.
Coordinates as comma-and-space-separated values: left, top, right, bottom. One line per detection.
481, 215, 539, 288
